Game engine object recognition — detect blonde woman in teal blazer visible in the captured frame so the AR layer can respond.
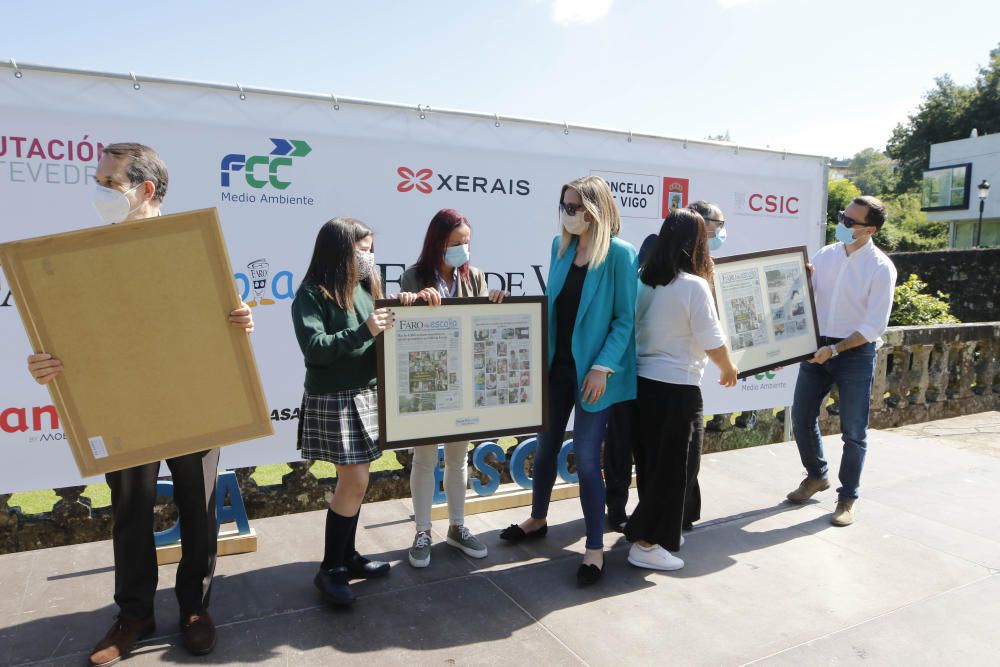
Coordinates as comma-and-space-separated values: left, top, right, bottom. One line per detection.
501, 175, 638, 586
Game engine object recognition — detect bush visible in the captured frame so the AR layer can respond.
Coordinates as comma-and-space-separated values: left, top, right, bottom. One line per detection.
890, 274, 960, 326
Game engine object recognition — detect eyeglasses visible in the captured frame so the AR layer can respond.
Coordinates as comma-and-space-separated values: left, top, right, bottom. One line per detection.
838, 211, 875, 228
559, 202, 586, 217
703, 217, 726, 227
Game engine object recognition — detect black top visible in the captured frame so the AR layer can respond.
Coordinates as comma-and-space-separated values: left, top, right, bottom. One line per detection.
554, 263, 587, 366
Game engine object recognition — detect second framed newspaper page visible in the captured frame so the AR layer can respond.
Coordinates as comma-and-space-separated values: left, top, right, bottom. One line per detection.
711, 246, 821, 379
375, 296, 548, 449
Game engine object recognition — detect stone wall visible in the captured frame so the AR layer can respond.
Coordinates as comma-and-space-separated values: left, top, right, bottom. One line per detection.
888, 248, 1000, 323
2, 322, 998, 554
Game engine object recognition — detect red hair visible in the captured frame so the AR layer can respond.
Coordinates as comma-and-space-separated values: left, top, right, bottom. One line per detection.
413, 208, 472, 289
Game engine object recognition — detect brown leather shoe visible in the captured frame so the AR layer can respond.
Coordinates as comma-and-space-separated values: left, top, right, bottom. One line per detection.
181, 610, 216, 656
786, 477, 830, 503
89, 616, 155, 667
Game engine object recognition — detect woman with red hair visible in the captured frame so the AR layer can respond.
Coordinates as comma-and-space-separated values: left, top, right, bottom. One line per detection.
398, 208, 506, 569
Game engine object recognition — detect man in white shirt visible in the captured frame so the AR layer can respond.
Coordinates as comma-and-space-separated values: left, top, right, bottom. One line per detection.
786, 196, 897, 526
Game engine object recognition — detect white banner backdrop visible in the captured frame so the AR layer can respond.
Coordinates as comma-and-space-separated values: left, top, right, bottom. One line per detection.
0, 67, 827, 492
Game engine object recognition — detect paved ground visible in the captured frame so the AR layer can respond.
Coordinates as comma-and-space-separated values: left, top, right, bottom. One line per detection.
1, 412, 998, 666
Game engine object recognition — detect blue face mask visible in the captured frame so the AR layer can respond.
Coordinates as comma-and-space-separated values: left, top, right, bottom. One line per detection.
444, 243, 470, 268
708, 227, 727, 252
835, 222, 856, 245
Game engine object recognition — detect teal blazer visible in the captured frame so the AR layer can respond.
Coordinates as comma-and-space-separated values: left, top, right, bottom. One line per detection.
546, 235, 638, 412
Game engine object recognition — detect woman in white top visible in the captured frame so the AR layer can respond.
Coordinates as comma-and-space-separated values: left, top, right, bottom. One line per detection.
625, 207, 739, 572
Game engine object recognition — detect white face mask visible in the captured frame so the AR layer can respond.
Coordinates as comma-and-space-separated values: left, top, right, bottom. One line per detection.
562, 210, 589, 236
92, 183, 142, 224
355, 249, 376, 279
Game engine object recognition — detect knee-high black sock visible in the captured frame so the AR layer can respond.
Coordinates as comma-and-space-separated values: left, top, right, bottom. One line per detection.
321, 509, 354, 570
343, 509, 360, 560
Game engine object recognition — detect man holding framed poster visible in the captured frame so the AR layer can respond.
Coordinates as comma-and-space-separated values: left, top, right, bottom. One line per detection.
785, 196, 896, 526
21, 143, 255, 666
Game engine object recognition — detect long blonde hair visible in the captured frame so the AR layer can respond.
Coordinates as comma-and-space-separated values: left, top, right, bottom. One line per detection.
557, 176, 621, 269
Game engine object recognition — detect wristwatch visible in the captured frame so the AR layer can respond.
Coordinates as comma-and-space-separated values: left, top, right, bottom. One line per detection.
827, 344, 839, 358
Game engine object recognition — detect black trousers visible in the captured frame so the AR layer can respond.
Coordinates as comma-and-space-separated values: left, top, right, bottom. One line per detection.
625, 379, 703, 552
106, 449, 220, 620
604, 399, 637, 517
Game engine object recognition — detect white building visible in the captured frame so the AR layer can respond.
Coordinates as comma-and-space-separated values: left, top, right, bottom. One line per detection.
923, 133, 999, 248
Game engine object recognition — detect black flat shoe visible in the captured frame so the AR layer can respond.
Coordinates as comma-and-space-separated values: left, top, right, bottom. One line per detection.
314, 566, 355, 607
607, 511, 628, 533
499, 523, 548, 542
345, 551, 391, 579
576, 559, 605, 586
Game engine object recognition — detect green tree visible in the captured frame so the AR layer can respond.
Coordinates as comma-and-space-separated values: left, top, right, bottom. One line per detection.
848, 148, 896, 195
879, 192, 948, 251
826, 178, 860, 242
889, 274, 960, 326
886, 44, 1000, 194
965, 45, 1000, 144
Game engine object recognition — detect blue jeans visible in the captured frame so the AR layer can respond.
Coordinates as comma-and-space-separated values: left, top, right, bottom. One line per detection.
531, 361, 611, 549
791, 343, 877, 500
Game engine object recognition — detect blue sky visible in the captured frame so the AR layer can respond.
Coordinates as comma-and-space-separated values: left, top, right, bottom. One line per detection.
3, 0, 998, 158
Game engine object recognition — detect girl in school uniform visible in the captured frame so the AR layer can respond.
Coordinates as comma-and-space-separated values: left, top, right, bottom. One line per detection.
292, 217, 396, 607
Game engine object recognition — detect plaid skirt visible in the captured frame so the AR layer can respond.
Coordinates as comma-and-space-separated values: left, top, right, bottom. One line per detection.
297, 387, 381, 465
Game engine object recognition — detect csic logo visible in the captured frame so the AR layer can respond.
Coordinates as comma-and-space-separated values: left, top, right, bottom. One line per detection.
395, 166, 530, 196
591, 171, 689, 219
734, 192, 800, 217
221, 138, 312, 190
1, 404, 64, 441
397, 167, 434, 194
234, 258, 295, 307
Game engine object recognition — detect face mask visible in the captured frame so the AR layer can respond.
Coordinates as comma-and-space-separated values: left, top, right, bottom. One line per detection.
444, 243, 470, 268
562, 211, 589, 236
92, 183, 141, 224
355, 249, 375, 279
708, 227, 727, 252
835, 222, 856, 245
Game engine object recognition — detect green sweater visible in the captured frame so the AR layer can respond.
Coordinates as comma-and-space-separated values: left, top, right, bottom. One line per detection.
291, 283, 377, 393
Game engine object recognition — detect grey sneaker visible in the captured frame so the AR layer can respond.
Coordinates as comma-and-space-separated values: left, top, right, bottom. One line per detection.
408, 531, 432, 568
831, 499, 856, 526
786, 477, 830, 503
446, 525, 488, 558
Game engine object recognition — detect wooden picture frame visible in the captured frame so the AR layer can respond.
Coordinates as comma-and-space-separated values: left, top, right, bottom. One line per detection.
375, 296, 548, 449
711, 246, 821, 378
0, 208, 273, 477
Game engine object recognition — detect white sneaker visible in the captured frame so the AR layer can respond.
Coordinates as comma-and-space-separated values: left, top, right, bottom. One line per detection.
408, 532, 432, 568
627, 542, 684, 571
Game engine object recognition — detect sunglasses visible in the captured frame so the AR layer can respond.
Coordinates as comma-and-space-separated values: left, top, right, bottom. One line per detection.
838, 211, 875, 228
559, 202, 586, 217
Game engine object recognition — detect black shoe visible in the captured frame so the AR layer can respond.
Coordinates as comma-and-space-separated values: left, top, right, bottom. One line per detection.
499, 523, 548, 542
345, 551, 391, 579
682, 522, 694, 532
314, 566, 356, 607
607, 509, 628, 533
576, 558, 605, 586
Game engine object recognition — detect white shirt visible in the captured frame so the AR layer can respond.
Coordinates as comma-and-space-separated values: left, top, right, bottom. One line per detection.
810, 239, 897, 346
435, 269, 459, 297
635, 272, 726, 386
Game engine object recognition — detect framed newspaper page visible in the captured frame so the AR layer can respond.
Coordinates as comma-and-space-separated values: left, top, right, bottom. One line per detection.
711, 246, 821, 379
0, 208, 273, 477
375, 296, 548, 449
